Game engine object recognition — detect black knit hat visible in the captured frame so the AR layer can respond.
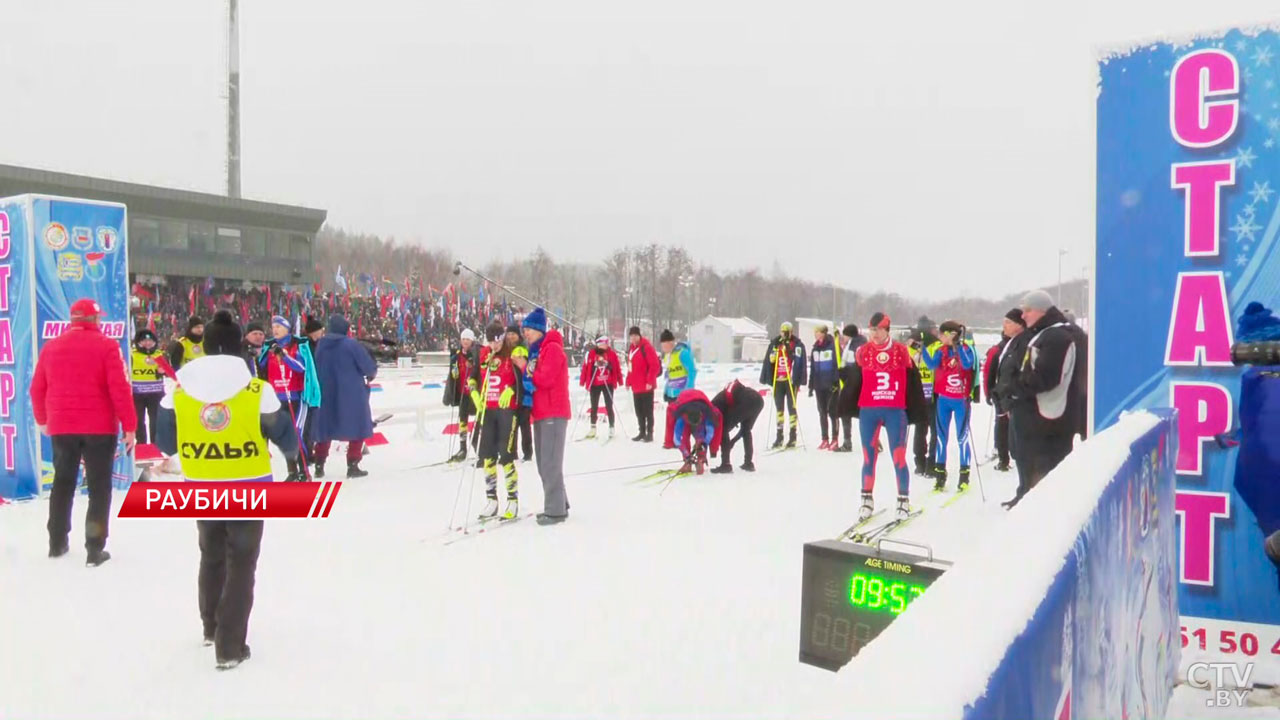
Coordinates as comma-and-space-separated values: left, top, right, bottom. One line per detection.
629, 326, 642, 337
939, 320, 964, 335
506, 324, 521, 336
304, 316, 325, 334
187, 315, 205, 331
842, 323, 859, 338
245, 322, 266, 336
485, 322, 505, 342
1004, 308, 1026, 327
660, 329, 675, 343
133, 328, 157, 345
202, 310, 242, 357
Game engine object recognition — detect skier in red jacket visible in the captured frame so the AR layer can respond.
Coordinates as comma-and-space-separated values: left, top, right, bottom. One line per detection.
30, 298, 137, 566
579, 336, 622, 439
625, 326, 660, 442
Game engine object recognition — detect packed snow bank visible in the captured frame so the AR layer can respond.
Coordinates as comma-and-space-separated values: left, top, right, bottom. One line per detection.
841, 410, 1179, 720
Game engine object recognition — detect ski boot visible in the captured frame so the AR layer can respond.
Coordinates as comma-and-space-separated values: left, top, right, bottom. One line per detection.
631, 432, 645, 442
502, 498, 519, 521
932, 467, 947, 492
994, 461, 1011, 472
314, 461, 326, 479
957, 467, 971, 491
740, 461, 756, 472
585, 425, 598, 440
896, 495, 911, 520
449, 446, 467, 463
859, 492, 875, 521
771, 429, 784, 450
608, 426, 615, 439
835, 440, 852, 453
786, 424, 798, 448
479, 497, 499, 520
710, 463, 733, 474
818, 439, 830, 451
347, 461, 369, 479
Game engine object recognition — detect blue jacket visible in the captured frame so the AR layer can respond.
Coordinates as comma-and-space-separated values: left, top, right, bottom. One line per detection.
310, 316, 378, 443
809, 334, 839, 391
664, 342, 697, 399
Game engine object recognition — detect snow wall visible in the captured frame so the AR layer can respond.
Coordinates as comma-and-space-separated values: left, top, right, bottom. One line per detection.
843, 410, 1179, 720
0, 195, 131, 500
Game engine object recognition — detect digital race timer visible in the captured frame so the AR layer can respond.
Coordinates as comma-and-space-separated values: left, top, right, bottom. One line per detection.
798, 539, 951, 671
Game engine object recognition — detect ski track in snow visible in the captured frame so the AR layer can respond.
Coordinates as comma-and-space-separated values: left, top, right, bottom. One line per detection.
0, 362, 1021, 719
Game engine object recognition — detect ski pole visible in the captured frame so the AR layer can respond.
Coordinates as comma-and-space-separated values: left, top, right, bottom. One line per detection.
564, 459, 676, 478
602, 382, 627, 438
964, 404, 987, 502
571, 362, 602, 439
276, 355, 311, 481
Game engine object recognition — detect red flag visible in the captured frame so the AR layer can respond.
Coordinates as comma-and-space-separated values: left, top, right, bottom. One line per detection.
188, 285, 196, 316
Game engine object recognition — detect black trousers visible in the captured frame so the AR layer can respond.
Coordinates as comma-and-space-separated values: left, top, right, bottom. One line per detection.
994, 412, 1011, 465
516, 406, 533, 459
133, 394, 161, 444
479, 409, 518, 499
48, 434, 117, 552
589, 385, 615, 426
815, 388, 835, 441
633, 391, 655, 436
1010, 413, 1074, 501
913, 398, 936, 468
198, 520, 264, 662
773, 380, 797, 430
721, 414, 759, 465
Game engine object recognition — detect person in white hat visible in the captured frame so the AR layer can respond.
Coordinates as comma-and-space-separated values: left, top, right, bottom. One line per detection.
445, 328, 481, 462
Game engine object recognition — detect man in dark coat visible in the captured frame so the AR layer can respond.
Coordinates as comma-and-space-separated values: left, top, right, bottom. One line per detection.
710, 379, 764, 473
809, 325, 840, 450
445, 329, 481, 462
997, 290, 1084, 509
311, 315, 378, 478
983, 309, 1026, 472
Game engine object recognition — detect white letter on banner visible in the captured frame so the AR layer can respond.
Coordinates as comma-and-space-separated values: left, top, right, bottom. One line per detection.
146, 488, 160, 509
194, 491, 209, 511
231, 488, 248, 507
177, 488, 194, 509
250, 489, 266, 511
161, 490, 177, 511
211, 489, 227, 511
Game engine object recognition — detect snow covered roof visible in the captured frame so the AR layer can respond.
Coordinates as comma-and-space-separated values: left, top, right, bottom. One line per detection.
701, 316, 767, 336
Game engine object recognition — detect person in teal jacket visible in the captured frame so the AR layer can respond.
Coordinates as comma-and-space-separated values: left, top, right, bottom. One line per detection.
659, 329, 697, 403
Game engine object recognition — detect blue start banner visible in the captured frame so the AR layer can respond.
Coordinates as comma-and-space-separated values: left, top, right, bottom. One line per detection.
1097, 28, 1280, 661
963, 412, 1179, 720
0, 195, 131, 500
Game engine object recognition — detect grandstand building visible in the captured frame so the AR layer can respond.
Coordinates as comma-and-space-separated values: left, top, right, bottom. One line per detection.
0, 163, 326, 285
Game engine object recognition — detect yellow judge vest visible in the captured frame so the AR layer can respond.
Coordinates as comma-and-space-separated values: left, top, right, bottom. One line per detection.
178, 337, 205, 366
173, 379, 272, 482
130, 350, 165, 394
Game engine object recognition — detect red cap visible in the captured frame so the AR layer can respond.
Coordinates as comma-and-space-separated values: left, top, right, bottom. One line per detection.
69, 298, 102, 320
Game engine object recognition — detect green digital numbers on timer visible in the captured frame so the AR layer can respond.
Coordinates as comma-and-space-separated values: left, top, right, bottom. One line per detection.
849, 571, 926, 615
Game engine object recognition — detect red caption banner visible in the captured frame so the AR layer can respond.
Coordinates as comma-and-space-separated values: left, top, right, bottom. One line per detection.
117, 482, 342, 519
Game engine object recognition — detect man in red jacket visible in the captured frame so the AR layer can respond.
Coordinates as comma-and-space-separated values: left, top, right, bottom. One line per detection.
625, 326, 660, 442
30, 298, 137, 566
520, 308, 571, 525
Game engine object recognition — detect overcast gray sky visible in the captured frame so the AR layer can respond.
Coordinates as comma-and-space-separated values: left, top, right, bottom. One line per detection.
3, 1, 1277, 300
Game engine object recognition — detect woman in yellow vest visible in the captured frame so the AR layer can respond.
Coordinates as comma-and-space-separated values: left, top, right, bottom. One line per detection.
131, 329, 166, 444
154, 310, 299, 671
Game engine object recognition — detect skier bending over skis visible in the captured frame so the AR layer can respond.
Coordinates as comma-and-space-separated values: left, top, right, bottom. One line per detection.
666, 389, 723, 475
710, 379, 764, 473
838, 312, 928, 520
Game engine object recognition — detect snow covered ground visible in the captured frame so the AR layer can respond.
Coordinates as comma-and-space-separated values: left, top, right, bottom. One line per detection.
0, 362, 1034, 719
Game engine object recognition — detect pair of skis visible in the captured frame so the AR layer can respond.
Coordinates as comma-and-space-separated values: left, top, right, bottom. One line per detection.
442, 512, 535, 546
837, 508, 925, 545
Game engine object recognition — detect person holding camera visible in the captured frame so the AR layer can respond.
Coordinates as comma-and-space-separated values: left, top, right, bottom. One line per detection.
922, 320, 977, 491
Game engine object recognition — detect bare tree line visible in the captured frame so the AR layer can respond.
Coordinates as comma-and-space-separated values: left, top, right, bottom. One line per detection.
315, 228, 1088, 334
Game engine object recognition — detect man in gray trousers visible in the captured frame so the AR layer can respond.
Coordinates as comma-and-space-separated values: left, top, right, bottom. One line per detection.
520, 308, 570, 525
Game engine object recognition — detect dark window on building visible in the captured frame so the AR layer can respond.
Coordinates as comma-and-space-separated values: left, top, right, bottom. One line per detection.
290, 234, 310, 262
267, 230, 290, 259
188, 222, 214, 253
159, 220, 188, 250
243, 228, 265, 256
131, 217, 159, 248
217, 227, 242, 254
